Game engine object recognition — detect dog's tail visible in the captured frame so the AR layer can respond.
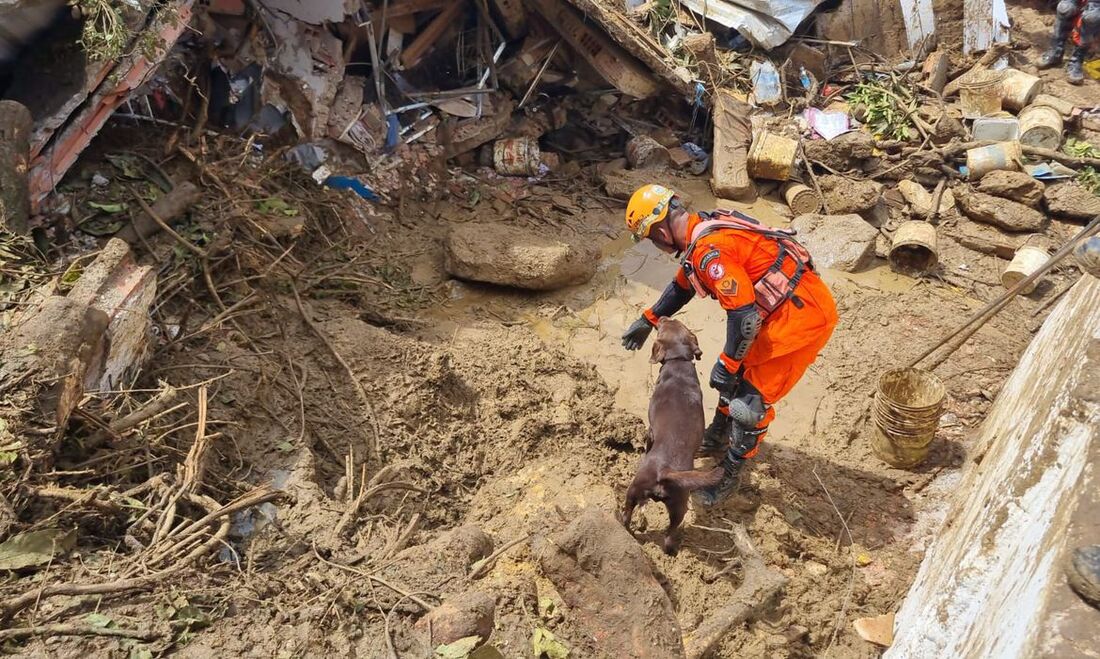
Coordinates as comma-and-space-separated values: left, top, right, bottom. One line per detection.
659, 466, 724, 493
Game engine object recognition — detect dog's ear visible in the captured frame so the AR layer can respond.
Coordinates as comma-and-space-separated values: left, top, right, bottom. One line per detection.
649, 336, 666, 364
689, 333, 702, 360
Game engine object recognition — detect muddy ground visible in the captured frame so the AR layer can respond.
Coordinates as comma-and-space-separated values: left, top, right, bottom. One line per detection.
6, 2, 1098, 657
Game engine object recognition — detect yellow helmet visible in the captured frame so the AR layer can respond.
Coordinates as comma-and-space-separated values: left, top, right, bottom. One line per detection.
625, 184, 676, 242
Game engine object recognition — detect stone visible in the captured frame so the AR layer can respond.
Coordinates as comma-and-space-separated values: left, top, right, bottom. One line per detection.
922, 50, 949, 93
536, 508, 684, 658
956, 189, 1047, 232
1043, 181, 1100, 222
819, 175, 882, 214
444, 223, 599, 291
976, 171, 1045, 208
415, 590, 496, 646
602, 168, 693, 208
790, 213, 877, 272
802, 131, 874, 172
804, 560, 829, 576
625, 135, 671, 170
943, 221, 1026, 259
897, 180, 956, 217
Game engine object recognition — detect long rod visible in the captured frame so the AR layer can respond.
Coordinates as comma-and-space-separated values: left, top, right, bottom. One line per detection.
908, 214, 1100, 371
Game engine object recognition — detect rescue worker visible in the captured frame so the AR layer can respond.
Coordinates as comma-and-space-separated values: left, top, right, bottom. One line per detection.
1038, 0, 1099, 84
620, 185, 838, 505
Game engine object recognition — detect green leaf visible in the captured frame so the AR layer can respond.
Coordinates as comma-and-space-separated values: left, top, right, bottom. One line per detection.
0, 528, 76, 570
88, 201, 127, 214
434, 636, 482, 658
105, 153, 144, 179
85, 612, 115, 628
255, 198, 298, 217
130, 647, 154, 659
0, 451, 18, 466
532, 628, 569, 659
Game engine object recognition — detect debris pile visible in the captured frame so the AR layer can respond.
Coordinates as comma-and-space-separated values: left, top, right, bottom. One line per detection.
0, 0, 1098, 657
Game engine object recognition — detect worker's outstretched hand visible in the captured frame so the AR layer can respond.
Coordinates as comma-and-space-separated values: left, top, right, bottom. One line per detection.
621, 317, 654, 350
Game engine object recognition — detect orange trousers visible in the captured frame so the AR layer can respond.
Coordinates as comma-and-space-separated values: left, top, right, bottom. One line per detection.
722, 318, 835, 458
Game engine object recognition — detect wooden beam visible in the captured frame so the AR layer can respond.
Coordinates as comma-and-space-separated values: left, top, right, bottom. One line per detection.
400, 0, 466, 69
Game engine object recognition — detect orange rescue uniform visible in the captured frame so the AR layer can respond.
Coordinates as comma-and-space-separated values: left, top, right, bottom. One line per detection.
647, 213, 839, 456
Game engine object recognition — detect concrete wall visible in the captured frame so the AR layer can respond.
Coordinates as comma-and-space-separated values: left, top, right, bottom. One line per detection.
888, 277, 1100, 658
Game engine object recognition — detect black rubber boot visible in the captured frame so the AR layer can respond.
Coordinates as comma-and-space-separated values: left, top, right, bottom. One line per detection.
1067, 46, 1086, 85
696, 448, 745, 507
1038, 43, 1065, 69
1067, 545, 1100, 609
699, 412, 731, 457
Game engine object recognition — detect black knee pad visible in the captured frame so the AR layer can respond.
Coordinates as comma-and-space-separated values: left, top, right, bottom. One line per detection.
1057, 0, 1080, 19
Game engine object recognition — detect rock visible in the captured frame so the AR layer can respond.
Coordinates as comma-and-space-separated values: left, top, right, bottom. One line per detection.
415, 590, 496, 646
380, 525, 494, 593
790, 214, 877, 272
626, 135, 670, 170
710, 90, 756, 201
956, 189, 1047, 232
536, 508, 684, 658
943, 221, 1025, 259
897, 180, 956, 217
682, 32, 717, 68
819, 175, 882, 215
803, 131, 874, 172
853, 612, 895, 647
804, 560, 829, 576
1043, 181, 1100, 222
668, 146, 693, 170
976, 171, 1045, 208
444, 223, 599, 291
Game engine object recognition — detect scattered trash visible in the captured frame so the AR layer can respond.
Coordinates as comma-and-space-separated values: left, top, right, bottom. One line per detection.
750, 60, 782, 105
853, 612, 896, 647
966, 141, 1024, 180
971, 116, 1019, 142
1018, 103, 1063, 150
1002, 245, 1050, 294
323, 176, 380, 202
804, 108, 851, 141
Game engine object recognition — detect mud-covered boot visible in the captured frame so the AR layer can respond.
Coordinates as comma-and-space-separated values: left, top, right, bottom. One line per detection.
1067, 545, 1100, 609
699, 412, 731, 457
696, 448, 745, 507
1038, 43, 1065, 69
1067, 46, 1086, 85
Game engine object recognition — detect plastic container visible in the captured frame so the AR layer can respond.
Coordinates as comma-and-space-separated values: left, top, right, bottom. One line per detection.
889, 221, 939, 275
958, 72, 1004, 118
1018, 103, 1063, 150
1075, 236, 1100, 278
747, 132, 798, 181
1002, 245, 1050, 294
751, 60, 782, 105
999, 69, 1042, 111
781, 182, 821, 215
966, 141, 1023, 180
871, 368, 946, 469
493, 137, 541, 176
971, 116, 1019, 142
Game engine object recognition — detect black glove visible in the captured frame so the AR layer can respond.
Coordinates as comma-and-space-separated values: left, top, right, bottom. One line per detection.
621, 316, 654, 350
709, 357, 739, 394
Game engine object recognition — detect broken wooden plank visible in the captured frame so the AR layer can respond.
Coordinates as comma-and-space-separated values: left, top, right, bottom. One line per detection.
0, 101, 33, 234
400, 0, 467, 69
556, 0, 690, 99
525, 0, 661, 99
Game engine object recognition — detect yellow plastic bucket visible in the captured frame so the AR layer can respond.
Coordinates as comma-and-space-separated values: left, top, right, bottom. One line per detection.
889, 221, 939, 275
1018, 103, 1063, 150
872, 368, 946, 469
958, 72, 1004, 118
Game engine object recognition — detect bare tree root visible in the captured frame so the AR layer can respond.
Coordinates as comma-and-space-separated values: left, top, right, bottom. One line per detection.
683, 523, 789, 659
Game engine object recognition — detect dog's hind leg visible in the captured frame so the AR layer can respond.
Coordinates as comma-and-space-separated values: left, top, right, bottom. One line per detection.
620, 484, 642, 531
663, 490, 688, 556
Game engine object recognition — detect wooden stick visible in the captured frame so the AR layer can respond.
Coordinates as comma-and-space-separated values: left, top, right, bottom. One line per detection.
0, 624, 159, 642
908, 215, 1100, 370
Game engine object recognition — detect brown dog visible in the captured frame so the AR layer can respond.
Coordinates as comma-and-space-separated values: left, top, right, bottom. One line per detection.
621, 317, 724, 555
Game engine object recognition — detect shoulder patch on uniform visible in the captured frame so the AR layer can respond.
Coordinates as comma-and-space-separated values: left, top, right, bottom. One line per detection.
717, 277, 738, 296
698, 249, 720, 271
706, 262, 725, 280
